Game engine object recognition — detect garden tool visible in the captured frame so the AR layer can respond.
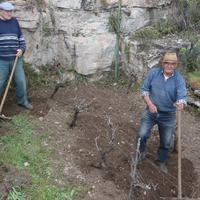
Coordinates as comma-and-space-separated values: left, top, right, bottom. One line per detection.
0, 56, 18, 120
161, 111, 198, 200
177, 110, 182, 199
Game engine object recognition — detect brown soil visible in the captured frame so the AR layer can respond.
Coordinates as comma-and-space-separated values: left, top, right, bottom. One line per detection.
1, 83, 200, 200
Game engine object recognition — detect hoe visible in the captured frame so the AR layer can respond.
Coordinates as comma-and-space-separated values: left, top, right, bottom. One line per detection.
162, 111, 199, 200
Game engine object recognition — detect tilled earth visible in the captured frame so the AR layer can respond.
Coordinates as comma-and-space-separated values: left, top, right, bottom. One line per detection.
1, 83, 200, 200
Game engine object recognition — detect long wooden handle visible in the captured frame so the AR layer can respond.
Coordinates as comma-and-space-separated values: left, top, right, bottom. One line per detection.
0, 57, 18, 113
177, 111, 182, 199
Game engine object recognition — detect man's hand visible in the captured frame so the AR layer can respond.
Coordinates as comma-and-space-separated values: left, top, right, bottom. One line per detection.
143, 95, 158, 113
16, 49, 23, 57
148, 103, 158, 113
176, 102, 184, 111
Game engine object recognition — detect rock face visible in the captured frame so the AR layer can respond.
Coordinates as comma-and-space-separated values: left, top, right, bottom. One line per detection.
121, 36, 191, 82
10, 0, 188, 79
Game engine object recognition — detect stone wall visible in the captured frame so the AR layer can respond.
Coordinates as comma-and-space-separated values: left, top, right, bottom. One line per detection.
10, 0, 179, 78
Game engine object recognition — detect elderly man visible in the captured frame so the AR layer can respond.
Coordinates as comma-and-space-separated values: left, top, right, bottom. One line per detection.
0, 2, 33, 109
138, 52, 187, 173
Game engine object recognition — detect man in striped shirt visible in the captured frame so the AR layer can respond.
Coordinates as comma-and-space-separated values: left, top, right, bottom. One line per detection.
0, 2, 33, 110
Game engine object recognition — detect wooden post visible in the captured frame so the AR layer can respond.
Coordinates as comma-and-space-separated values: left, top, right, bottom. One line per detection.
177, 111, 182, 199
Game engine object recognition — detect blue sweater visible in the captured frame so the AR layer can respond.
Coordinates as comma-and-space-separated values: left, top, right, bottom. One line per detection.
0, 17, 26, 59
141, 67, 187, 112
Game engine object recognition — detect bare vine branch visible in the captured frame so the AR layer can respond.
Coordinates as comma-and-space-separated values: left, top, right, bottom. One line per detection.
94, 114, 117, 168
69, 99, 94, 128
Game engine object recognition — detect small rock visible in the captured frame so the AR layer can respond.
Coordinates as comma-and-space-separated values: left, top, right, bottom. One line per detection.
39, 117, 44, 121
43, 141, 48, 146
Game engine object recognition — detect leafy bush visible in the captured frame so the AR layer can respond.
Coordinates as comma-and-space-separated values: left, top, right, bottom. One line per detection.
176, 0, 200, 31
24, 64, 61, 88
133, 27, 161, 40
155, 19, 179, 35
132, 19, 178, 40
180, 42, 200, 72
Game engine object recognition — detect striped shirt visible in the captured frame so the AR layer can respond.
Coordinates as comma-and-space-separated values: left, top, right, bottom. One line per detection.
0, 17, 26, 59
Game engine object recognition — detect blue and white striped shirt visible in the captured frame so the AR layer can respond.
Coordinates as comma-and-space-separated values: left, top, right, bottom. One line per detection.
0, 17, 26, 59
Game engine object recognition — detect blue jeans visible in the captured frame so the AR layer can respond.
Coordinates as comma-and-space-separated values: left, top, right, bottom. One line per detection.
138, 109, 176, 162
0, 57, 28, 105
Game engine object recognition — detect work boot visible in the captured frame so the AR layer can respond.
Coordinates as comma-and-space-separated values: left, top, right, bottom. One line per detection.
18, 102, 33, 110
155, 161, 168, 174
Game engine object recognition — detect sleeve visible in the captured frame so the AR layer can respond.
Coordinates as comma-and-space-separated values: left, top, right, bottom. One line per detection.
176, 74, 187, 105
16, 19, 26, 53
140, 69, 155, 96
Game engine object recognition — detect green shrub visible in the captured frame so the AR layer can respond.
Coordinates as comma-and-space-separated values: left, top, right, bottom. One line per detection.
132, 19, 178, 40
155, 19, 179, 35
108, 13, 119, 33
180, 42, 200, 72
24, 64, 60, 88
176, 0, 200, 31
133, 27, 161, 40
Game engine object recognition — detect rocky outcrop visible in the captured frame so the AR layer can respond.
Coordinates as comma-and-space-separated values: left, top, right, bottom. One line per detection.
10, 0, 182, 78
121, 35, 191, 82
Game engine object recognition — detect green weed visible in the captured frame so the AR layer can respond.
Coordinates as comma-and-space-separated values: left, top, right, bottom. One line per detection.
124, 42, 131, 63
42, 22, 52, 36
7, 187, 25, 200
24, 63, 61, 88
75, 73, 88, 83
67, 69, 88, 84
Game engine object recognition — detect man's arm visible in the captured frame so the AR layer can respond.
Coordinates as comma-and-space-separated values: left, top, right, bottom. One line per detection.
141, 68, 158, 113
16, 19, 26, 57
143, 95, 158, 113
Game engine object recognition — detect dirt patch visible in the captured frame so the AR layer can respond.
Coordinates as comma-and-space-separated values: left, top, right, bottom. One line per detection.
1, 83, 200, 199
0, 163, 31, 199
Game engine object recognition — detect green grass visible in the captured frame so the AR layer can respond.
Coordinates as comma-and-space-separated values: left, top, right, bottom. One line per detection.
187, 71, 200, 82
0, 115, 89, 200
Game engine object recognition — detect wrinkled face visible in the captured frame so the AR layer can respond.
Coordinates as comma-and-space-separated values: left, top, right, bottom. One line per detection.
0, 9, 13, 20
162, 62, 177, 76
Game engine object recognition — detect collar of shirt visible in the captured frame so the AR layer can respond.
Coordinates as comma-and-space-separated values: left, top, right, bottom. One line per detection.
161, 69, 174, 79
